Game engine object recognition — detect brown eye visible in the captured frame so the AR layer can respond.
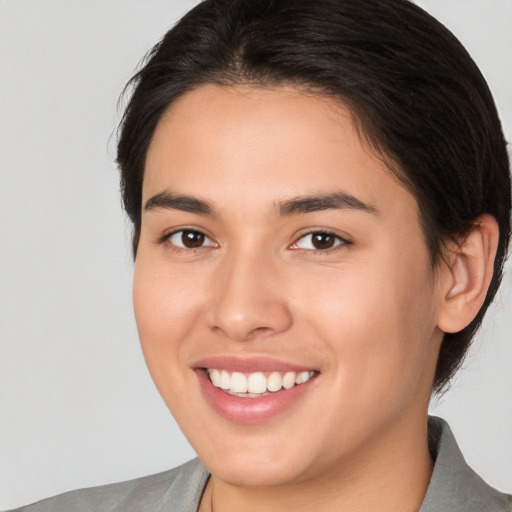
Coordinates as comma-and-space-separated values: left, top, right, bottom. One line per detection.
167, 229, 217, 249
181, 230, 205, 248
311, 233, 336, 250
292, 231, 346, 251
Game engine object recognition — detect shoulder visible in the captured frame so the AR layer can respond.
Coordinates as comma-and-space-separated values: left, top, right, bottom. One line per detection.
422, 417, 511, 512
7, 458, 209, 512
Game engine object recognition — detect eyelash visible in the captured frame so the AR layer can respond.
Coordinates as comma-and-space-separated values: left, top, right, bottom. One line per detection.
158, 229, 351, 254
158, 229, 218, 252
289, 230, 351, 254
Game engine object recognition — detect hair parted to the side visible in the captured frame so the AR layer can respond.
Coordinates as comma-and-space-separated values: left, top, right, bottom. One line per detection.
117, 0, 511, 392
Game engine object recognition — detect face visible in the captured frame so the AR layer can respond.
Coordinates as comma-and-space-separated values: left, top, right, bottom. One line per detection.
134, 85, 446, 488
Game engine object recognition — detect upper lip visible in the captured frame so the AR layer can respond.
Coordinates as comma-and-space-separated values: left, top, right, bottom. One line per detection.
192, 355, 317, 373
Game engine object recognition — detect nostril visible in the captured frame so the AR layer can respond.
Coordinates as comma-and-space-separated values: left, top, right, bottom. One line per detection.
211, 324, 277, 342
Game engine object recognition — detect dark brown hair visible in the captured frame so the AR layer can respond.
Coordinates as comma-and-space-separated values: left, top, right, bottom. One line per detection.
117, 0, 511, 391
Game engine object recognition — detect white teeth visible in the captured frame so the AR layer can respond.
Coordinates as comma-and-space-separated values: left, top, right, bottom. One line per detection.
230, 372, 248, 393
207, 369, 315, 395
282, 371, 296, 389
209, 369, 221, 387
247, 372, 267, 394
220, 370, 230, 390
267, 371, 283, 392
295, 371, 311, 385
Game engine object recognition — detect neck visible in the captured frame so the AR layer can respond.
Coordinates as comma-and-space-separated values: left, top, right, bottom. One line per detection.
203, 413, 433, 512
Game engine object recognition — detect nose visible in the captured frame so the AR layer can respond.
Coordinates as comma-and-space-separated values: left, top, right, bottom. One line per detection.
206, 252, 293, 342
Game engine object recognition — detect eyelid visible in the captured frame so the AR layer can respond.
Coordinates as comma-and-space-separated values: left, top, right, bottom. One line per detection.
289, 229, 351, 252
157, 227, 218, 249
155, 227, 350, 253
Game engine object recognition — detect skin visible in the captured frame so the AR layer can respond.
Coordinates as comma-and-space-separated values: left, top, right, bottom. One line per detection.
133, 84, 471, 512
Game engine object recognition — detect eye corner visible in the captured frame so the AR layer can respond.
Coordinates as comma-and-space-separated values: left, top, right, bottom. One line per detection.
290, 230, 352, 253
157, 228, 219, 252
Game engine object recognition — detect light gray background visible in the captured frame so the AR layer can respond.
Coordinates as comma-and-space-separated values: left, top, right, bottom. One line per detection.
0, 0, 510, 509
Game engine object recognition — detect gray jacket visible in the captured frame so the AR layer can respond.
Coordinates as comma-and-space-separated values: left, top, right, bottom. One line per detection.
8, 417, 511, 511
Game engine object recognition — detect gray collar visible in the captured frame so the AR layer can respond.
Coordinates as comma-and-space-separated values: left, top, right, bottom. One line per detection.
150, 417, 510, 512
420, 416, 510, 511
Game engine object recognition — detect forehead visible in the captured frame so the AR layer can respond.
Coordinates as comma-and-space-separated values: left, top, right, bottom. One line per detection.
143, 84, 418, 223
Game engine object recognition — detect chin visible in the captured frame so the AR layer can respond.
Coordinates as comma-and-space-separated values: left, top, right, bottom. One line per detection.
204, 453, 310, 488
192, 428, 326, 488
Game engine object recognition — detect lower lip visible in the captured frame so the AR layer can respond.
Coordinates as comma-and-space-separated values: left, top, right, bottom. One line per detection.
196, 370, 315, 425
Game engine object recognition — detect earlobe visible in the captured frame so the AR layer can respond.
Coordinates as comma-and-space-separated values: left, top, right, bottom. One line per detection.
437, 214, 499, 334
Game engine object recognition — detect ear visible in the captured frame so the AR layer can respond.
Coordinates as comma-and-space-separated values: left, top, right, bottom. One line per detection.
436, 214, 499, 334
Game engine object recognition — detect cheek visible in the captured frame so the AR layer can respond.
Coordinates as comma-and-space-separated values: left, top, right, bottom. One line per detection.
132, 256, 206, 378
293, 255, 438, 402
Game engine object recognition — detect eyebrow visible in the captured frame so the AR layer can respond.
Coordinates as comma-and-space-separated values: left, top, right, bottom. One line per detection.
144, 190, 378, 217
144, 191, 217, 216
277, 192, 378, 216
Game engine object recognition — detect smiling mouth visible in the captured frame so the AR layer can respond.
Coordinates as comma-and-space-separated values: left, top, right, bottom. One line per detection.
205, 368, 316, 398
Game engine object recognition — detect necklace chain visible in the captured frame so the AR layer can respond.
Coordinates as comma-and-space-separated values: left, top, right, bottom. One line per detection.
210, 478, 215, 512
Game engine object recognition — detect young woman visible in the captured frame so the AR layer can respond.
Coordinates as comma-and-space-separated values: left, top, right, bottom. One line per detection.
11, 0, 511, 510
